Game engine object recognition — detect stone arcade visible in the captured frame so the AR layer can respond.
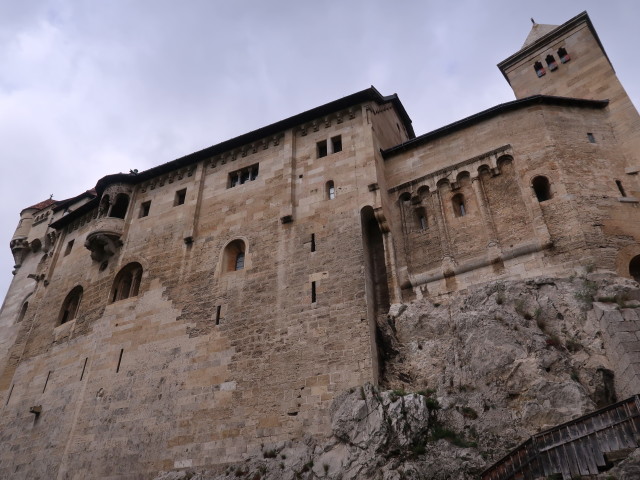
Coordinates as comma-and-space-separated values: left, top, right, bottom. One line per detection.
1, 11, 640, 479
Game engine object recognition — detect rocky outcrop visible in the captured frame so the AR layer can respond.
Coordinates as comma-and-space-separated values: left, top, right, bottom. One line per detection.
155, 273, 640, 479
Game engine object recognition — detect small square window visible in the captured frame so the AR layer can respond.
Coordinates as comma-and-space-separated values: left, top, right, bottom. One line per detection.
587, 133, 596, 143
64, 239, 74, 256
317, 140, 328, 158
139, 201, 151, 218
174, 189, 186, 206
331, 135, 342, 153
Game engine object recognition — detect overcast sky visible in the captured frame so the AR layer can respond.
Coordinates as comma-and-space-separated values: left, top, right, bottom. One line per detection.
1, 1, 639, 299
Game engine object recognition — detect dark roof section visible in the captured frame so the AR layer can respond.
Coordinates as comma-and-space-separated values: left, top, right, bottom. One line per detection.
52, 189, 97, 213
497, 11, 613, 84
93, 87, 414, 196
382, 95, 608, 159
52, 87, 413, 229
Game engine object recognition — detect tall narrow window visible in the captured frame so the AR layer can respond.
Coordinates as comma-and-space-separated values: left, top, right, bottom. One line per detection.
111, 263, 143, 302
557, 47, 570, 63
64, 239, 74, 256
534, 61, 546, 77
317, 140, 328, 158
630, 255, 640, 283
139, 201, 151, 218
310, 233, 316, 252
326, 181, 336, 200
331, 135, 342, 153
223, 239, 247, 272
174, 189, 186, 206
215, 305, 222, 325
532, 176, 552, 202
311, 281, 317, 303
109, 194, 129, 219
616, 180, 627, 197
452, 194, 466, 217
59, 286, 83, 324
545, 54, 558, 71
415, 207, 428, 230
17, 302, 28, 323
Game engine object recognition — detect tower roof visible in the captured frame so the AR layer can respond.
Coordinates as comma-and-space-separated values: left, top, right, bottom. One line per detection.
521, 23, 559, 48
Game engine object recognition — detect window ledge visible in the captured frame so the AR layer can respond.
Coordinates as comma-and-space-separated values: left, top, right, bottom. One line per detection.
619, 197, 639, 203
54, 319, 76, 342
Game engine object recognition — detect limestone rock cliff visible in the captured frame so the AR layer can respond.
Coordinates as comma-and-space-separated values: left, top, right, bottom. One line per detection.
156, 273, 640, 479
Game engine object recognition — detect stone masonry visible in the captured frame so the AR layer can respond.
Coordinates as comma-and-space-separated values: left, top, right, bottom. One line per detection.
1, 11, 640, 479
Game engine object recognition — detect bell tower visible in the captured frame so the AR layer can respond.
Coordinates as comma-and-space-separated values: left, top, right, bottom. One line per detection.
498, 11, 640, 167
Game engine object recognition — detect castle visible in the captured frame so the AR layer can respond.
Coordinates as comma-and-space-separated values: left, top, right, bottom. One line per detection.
1, 11, 640, 479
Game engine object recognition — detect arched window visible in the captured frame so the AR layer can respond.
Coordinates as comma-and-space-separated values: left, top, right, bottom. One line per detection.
415, 207, 427, 230
452, 194, 466, 217
111, 262, 143, 302
223, 240, 247, 272
109, 194, 130, 219
326, 181, 336, 200
17, 301, 28, 323
532, 176, 552, 202
630, 255, 640, 283
59, 286, 83, 324
545, 54, 558, 71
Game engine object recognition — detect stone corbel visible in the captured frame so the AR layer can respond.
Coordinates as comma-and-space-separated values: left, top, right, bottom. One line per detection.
373, 207, 390, 233
10, 237, 30, 273
84, 233, 122, 263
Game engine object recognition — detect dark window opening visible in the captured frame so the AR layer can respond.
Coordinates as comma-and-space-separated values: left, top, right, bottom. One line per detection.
215, 305, 221, 325
235, 251, 245, 271
545, 54, 558, 71
59, 286, 83, 325
250, 164, 259, 181
64, 239, 74, 256
110, 194, 129, 219
17, 302, 28, 323
587, 132, 596, 143
43, 371, 51, 393
452, 194, 466, 217
616, 180, 627, 197
311, 281, 317, 303
116, 349, 124, 373
532, 176, 552, 202
327, 180, 336, 200
415, 207, 427, 230
558, 47, 570, 63
311, 233, 316, 252
331, 135, 342, 153
534, 61, 546, 77
228, 164, 259, 188
317, 140, 328, 158
80, 357, 88, 381
630, 255, 640, 282
139, 201, 151, 218
111, 263, 143, 303
174, 189, 186, 206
